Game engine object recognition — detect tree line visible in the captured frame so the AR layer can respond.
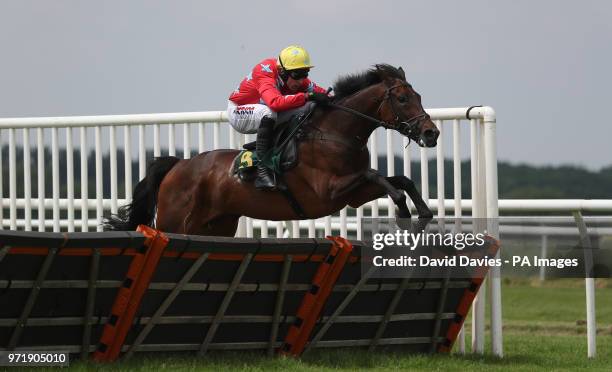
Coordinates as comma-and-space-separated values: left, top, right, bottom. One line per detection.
1, 147, 611, 199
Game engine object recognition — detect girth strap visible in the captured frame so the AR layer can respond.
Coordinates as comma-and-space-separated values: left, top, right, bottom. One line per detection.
277, 178, 307, 219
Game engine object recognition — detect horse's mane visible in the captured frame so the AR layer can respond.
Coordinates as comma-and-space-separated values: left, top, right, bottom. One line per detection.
332, 64, 405, 101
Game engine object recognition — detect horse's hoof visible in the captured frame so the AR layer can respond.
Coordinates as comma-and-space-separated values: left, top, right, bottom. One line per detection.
418, 210, 434, 219
413, 218, 432, 233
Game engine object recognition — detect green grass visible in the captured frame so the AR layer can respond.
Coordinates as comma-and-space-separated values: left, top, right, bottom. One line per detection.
486, 279, 612, 334
18, 280, 612, 371
39, 336, 612, 372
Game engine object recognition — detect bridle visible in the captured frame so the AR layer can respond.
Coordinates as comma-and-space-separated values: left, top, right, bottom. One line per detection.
378, 83, 430, 139
327, 82, 430, 142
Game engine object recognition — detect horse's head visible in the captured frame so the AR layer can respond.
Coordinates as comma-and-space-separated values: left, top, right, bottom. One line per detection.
373, 65, 439, 147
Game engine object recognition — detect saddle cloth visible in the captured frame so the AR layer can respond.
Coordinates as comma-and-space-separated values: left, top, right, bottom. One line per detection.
232, 109, 313, 181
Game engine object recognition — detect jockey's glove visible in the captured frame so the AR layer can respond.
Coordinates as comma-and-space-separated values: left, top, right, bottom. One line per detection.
307, 92, 332, 106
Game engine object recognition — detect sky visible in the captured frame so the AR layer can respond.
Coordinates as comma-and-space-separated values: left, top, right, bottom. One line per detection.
1, 0, 611, 169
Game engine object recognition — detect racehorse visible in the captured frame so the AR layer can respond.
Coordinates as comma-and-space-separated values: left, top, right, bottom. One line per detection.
105, 64, 440, 236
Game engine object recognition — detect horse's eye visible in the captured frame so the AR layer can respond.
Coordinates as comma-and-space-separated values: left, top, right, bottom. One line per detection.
397, 95, 408, 103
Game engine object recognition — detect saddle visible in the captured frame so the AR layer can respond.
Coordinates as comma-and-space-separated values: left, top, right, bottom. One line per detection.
232, 109, 313, 182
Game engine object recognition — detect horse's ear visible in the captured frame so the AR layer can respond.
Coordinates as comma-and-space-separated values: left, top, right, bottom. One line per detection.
398, 66, 406, 80
375, 64, 394, 82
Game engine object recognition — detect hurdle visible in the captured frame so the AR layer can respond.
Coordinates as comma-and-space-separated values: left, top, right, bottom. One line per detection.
0, 226, 498, 361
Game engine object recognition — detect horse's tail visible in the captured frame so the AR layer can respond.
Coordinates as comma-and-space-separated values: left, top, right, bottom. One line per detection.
104, 156, 181, 231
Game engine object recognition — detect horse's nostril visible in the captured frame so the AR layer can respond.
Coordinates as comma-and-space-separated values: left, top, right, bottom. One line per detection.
424, 129, 436, 138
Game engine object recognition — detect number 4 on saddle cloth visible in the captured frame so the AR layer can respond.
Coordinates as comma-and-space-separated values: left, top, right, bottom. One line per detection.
232, 110, 312, 183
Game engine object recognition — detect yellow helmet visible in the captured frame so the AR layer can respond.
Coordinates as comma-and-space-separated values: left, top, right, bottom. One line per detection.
278, 45, 314, 71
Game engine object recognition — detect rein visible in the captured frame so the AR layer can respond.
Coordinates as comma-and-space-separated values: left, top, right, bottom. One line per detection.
326, 83, 429, 143
326, 102, 387, 126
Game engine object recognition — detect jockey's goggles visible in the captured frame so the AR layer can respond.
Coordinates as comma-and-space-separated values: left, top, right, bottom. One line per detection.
288, 69, 309, 80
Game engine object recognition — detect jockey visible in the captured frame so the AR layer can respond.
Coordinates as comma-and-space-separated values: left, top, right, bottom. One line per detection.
227, 45, 332, 190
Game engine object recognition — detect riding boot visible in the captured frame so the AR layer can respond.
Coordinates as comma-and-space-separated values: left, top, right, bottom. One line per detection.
254, 116, 277, 190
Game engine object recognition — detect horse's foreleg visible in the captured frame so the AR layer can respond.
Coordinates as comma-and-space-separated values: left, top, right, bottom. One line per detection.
204, 215, 241, 237
347, 170, 411, 218
386, 175, 433, 219
363, 170, 412, 218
